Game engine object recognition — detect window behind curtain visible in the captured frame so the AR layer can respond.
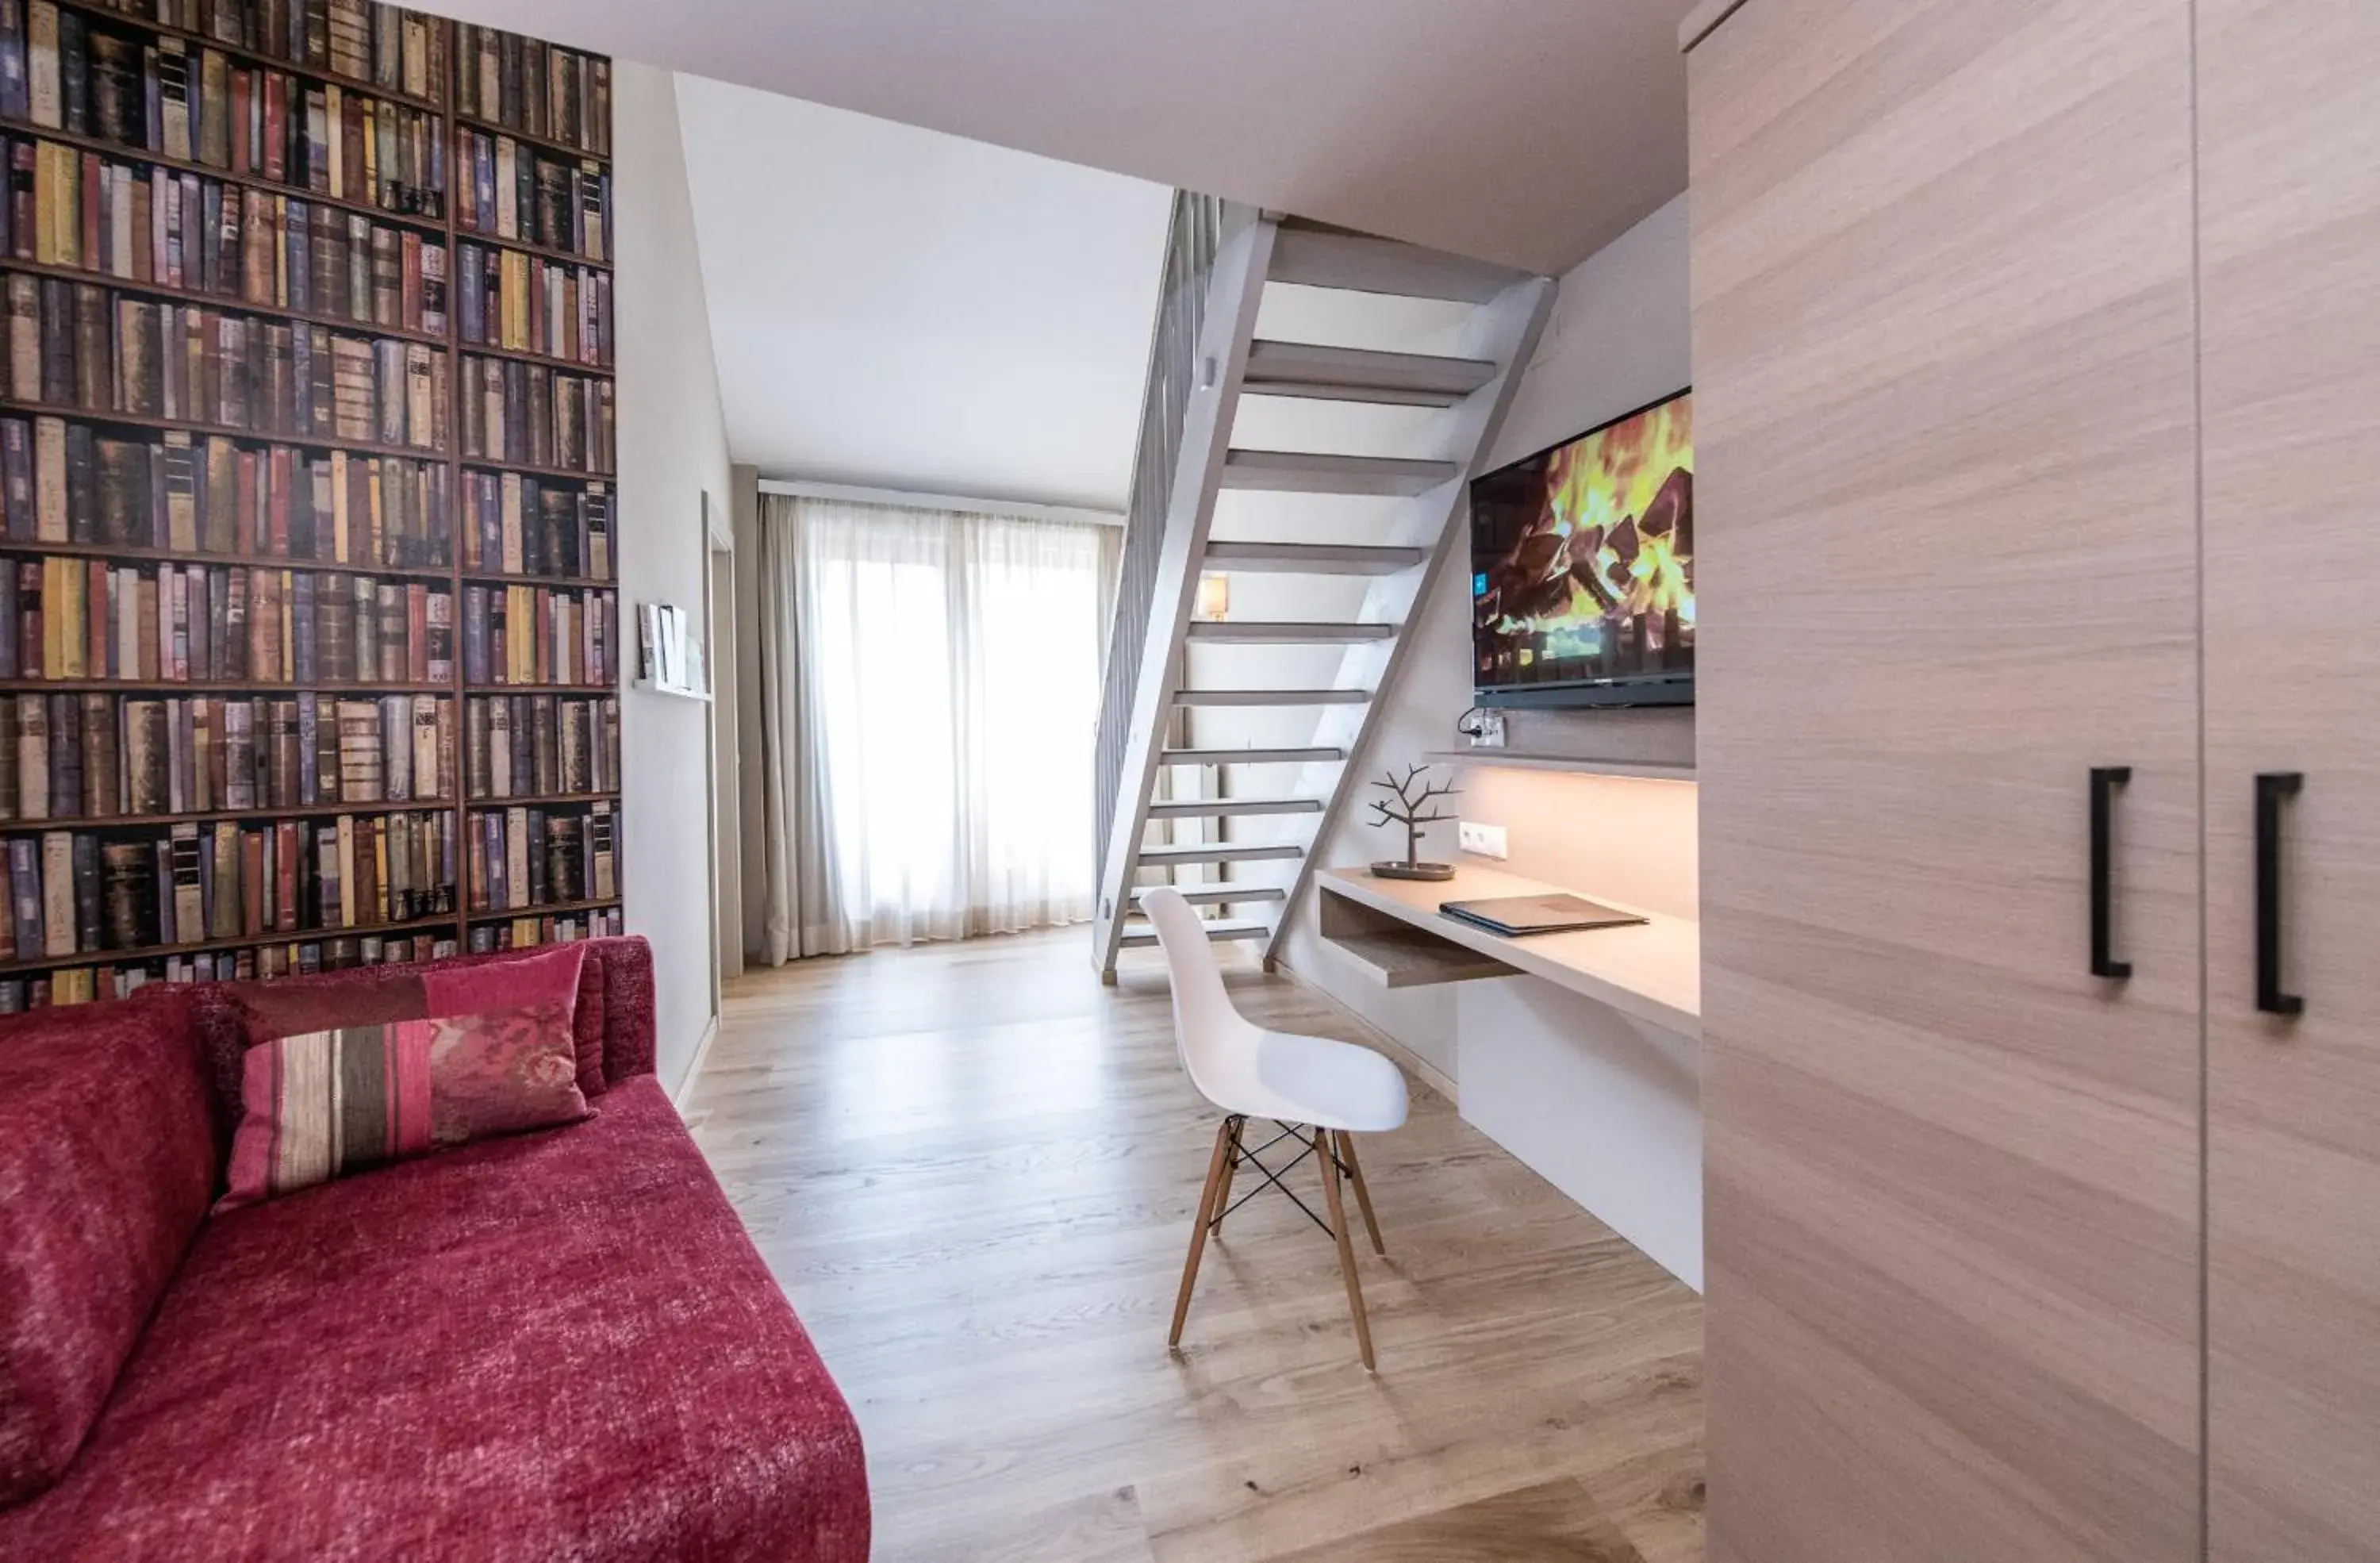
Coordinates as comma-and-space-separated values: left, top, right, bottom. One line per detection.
784, 498, 1107, 951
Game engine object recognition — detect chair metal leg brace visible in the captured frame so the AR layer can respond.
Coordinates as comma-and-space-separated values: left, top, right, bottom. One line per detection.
1171, 1117, 1388, 1370
1210, 1120, 1336, 1238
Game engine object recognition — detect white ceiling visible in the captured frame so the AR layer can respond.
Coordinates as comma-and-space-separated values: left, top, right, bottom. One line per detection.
415, 0, 1698, 275
673, 77, 1173, 509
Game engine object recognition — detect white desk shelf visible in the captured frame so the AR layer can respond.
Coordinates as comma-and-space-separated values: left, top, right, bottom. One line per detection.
1314, 863, 1701, 1038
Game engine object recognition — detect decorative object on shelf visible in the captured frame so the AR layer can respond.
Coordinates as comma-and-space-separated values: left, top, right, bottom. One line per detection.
635, 603, 706, 698
1365, 762, 1459, 881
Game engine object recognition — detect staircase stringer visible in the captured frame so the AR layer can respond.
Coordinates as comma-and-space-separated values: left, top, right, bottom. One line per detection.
1092, 206, 1280, 978
1261, 275, 1558, 966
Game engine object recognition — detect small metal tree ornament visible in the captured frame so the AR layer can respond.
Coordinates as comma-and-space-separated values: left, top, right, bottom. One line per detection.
1367, 762, 1460, 882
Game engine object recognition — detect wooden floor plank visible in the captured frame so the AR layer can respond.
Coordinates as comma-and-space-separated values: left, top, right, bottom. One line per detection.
689, 928, 1705, 1562
1256, 1476, 1648, 1562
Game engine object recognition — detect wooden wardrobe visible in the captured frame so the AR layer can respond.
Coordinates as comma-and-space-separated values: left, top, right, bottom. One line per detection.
1687, 1, 2378, 1559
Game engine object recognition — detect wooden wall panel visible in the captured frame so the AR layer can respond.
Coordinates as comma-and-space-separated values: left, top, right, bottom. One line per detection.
2199, 3, 2380, 1557
1689, 1, 2203, 1557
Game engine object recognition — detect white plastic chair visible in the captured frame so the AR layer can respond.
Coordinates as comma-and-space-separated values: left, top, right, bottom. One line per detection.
1142, 885, 1410, 1371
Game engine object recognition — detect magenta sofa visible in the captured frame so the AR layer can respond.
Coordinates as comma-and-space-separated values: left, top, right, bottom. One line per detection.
0, 937, 870, 1562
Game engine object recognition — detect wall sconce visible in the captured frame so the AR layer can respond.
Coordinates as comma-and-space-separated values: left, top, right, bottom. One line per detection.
1196, 573, 1230, 620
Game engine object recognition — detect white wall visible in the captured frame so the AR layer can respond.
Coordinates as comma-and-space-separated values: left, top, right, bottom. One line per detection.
1493, 194, 1691, 473
615, 64, 736, 1096
1274, 194, 1707, 1289
674, 77, 1171, 509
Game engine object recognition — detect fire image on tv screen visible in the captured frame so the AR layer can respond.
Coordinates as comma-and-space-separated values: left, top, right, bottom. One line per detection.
1469, 390, 1694, 703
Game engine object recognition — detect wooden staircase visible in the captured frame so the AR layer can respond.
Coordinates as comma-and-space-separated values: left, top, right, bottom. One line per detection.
1092, 212, 1553, 978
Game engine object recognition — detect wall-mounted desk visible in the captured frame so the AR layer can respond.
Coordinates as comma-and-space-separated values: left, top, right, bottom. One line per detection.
1314, 864, 1700, 1039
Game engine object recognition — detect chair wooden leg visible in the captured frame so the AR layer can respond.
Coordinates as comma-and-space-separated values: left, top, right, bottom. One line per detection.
1209, 1116, 1246, 1235
1317, 1124, 1376, 1371
1169, 1119, 1236, 1349
1335, 1130, 1385, 1256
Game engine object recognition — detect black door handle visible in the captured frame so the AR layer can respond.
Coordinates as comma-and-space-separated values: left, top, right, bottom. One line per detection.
2090, 766, 2132, 980
2256, 772, 2305, 1016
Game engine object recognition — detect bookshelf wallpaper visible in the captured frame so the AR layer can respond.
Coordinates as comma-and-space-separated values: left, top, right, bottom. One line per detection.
0, 0, 622, 1008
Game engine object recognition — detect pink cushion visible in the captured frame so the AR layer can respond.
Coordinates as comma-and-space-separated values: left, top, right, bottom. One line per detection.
190, 941, 651, 1131
0, 996, 216, 1506
217, 945, 591, 1212
221, 941, 589, 1048
420, 939, 590, 1021
0, 1077, 873, 1561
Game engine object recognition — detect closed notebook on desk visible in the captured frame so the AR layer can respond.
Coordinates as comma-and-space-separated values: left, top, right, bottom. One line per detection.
1438, 893, 1647, 938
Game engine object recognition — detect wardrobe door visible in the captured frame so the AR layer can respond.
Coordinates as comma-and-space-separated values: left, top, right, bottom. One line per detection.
1690, 1, 2204, 1559
2200, 4, 2380, 1557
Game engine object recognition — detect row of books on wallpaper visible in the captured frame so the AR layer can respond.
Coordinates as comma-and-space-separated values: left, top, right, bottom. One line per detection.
635, 599, 704, 699
4, 132, 452, 332
2, 555, 452, 680
0, 2, 620, 161
48, 0, 450, 104
0, 0, 449, 214
471, 800, 608, 907
6, 931, 456, 1002
6, 805, 459, 958
0, 130, 616, 356
0, 413, 610, 574
459, 579, 611, 685
6, 274, 450, 445
451, 128, 605, 263
0, 687, 617, 818
453, 239, 607, 365
0, 415, 447, 559
3, 276, 619, 467
454, 21, 608, 152
0, 796, 612, 961
0, 556, 616, 685
459, 470, 605, 578
2, 898, 620, 1006
462, 689, 612, 797
458, 349, 610, 471
0, 688, 445, 813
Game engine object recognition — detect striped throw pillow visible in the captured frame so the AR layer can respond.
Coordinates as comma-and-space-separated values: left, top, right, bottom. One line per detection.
219, 993, 589, 1213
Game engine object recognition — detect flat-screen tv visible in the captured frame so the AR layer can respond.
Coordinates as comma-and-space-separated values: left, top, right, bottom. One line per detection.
1468, 388, 1694, 707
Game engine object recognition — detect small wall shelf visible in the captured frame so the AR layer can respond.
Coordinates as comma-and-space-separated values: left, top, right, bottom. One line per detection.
1319, 889, 1521, 988
1314, 865, 1701, 1037
1423, 750, 1698, 782
633, 679, 712, 703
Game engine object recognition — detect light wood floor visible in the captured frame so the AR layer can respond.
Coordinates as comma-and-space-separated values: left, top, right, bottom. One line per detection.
685, 929, 1705, 1562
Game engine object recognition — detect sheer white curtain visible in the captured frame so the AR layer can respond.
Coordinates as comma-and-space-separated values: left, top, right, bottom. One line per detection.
757, 494, 1114, 960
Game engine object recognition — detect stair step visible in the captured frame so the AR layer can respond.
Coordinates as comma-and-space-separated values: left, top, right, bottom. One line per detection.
1268, 221, 1534, 304
1242, 339, 1497, 407
1220, 449, 1460, 497
1131, 883, 1287, 905
1161, 746, 1345, 766
1173, 687, 1372, 707
1119, 916, 1271, 948
1146, 796, 1323, 819
1203, 541, 1427, 575
1186, 620, 1397, 643
1138, 843, 1305, 866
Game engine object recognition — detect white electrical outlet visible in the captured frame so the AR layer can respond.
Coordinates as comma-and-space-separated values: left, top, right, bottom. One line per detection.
1458, 820, 1508, 860
1461, 709, 1507, 748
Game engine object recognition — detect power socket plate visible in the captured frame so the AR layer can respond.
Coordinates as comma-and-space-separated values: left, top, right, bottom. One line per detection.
1458, 820, 1509, 860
